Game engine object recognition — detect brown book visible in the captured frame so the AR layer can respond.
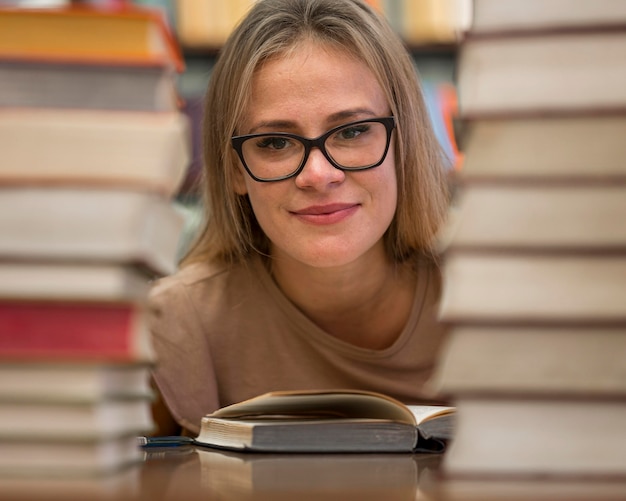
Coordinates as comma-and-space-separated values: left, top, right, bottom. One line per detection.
175, 0, 254, 49
401, 0, 460, 45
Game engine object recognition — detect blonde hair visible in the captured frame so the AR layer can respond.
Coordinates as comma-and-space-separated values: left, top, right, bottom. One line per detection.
182, 0, 449, 267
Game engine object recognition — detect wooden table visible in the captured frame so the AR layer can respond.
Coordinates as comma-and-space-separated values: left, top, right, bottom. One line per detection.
3, 445, 625, 500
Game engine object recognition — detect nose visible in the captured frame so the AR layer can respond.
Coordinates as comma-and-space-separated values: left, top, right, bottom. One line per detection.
294, 146, 345, 189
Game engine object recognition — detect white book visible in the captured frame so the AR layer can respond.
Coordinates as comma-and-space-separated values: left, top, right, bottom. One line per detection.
0, 187, 185, 276
0, 398, 154, 440
0, 262, 152, 302
0, 362, 153, 403
470, 0, 626, 34
444, 397, 626, 477
440, 254, 626, 323
458, 30, 626, 116
0, 108, 190, 197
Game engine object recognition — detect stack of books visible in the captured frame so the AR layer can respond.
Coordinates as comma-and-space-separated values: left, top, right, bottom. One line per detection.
0, 3, 190, 496
433, 0, 626, 482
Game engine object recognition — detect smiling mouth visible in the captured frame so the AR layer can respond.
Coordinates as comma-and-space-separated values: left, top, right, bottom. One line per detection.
293, 203, 357, 216
291, 203, 359, 224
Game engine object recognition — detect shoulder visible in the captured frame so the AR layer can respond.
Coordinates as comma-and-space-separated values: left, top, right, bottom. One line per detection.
148, 257, 264, 324
149, 260, 229, 306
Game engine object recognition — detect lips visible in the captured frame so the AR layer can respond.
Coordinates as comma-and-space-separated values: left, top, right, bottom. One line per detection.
291, 203, 359, 224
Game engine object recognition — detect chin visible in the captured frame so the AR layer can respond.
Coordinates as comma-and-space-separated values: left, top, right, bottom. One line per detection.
291, 243, 377, 270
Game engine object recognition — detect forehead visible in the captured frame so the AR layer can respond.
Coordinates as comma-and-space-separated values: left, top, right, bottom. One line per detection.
255, 38, 374, 83
244, 40, 388, 126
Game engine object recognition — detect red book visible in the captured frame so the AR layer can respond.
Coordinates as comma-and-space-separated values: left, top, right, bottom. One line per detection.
0, 301, 153, 362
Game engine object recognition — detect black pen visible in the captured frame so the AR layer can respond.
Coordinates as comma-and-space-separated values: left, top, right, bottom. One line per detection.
137, 436, 195, 448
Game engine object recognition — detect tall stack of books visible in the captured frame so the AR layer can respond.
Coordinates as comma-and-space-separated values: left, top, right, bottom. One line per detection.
432, 0, 626, 484
0, 4, 190, 498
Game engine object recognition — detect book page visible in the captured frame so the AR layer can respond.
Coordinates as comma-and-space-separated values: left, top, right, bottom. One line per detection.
407, 405, 455, 425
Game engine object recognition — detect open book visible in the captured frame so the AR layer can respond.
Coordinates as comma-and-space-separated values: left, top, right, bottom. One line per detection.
193, 389, 455, 453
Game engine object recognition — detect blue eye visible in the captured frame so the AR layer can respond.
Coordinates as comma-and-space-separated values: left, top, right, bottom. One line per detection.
337, 124, 370, 140
255, 136, 291, 150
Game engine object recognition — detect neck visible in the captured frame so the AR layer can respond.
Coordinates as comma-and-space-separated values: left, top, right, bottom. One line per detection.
267, 247, 416, 350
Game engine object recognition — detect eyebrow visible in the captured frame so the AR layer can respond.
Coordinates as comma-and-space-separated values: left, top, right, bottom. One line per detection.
246, 108, 379, 135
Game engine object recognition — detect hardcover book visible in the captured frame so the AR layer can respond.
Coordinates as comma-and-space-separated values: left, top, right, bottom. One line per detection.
194, 389, 455, 453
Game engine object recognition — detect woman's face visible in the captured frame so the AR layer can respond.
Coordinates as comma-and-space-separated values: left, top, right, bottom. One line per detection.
233, 41, 397, 269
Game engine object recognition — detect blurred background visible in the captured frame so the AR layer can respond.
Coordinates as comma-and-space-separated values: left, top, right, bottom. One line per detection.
1, 0, 471, 255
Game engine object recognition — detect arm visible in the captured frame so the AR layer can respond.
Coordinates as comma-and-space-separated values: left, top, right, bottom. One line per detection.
150, 378, 182, 436
147, 272, 221, 435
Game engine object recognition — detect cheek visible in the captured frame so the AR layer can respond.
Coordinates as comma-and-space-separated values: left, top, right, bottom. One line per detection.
375, 153, 398, 208
243, 183, 279, 229
232, 165, 249, 195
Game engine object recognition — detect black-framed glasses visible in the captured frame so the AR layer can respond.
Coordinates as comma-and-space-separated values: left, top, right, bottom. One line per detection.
231, 116, 396, 182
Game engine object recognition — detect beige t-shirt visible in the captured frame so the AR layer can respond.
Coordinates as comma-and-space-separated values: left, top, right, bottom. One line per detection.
148, 254, 448, 434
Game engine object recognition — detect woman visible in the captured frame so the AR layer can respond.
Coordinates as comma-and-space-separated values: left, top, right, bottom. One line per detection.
149, 0, 450, 435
